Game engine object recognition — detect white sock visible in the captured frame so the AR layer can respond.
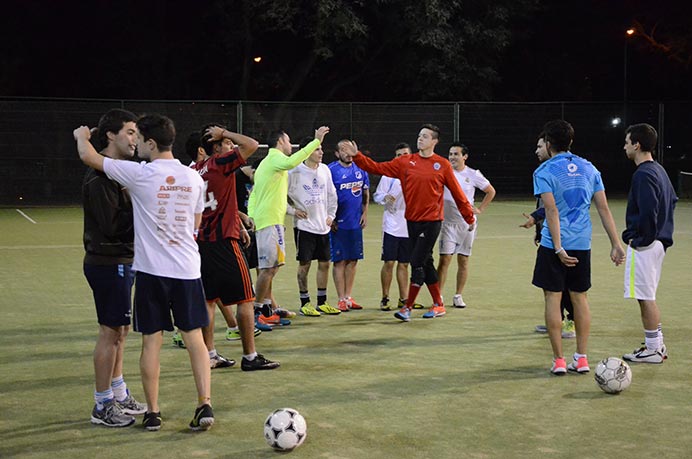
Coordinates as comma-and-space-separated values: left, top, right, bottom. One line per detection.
208, 349, 217, 359
95, 388, 114, 410
644, 329, 660, 351
573, 353, 587, 361
111, 375, 128, 402
243, 352, 258, 361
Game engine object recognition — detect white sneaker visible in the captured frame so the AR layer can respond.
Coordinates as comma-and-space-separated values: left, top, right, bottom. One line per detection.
623, 346, 666, 364
453, 294, 466, 308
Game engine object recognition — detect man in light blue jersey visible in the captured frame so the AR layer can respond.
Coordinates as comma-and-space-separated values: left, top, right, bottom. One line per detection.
531, 120, 625, 376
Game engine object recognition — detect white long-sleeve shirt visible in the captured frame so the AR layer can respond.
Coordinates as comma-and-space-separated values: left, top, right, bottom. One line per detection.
287, 162, 338, 235
373, 175, 408, 238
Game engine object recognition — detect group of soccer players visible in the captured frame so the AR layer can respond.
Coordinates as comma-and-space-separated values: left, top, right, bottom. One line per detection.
75, 110, 676, 432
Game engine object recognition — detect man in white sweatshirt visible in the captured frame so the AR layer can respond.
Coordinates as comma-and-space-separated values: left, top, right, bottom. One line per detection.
288, 137, 339, 316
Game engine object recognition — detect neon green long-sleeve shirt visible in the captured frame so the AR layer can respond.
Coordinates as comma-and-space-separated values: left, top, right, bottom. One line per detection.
248, 139, 320, 230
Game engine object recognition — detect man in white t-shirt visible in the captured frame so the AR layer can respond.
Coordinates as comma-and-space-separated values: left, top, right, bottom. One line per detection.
74, 114, 213, 432
437, 143, 496, 308
288, 137, 339, 316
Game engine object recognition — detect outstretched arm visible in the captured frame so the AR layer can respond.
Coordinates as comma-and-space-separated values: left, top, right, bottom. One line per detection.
74, 126, 105, 171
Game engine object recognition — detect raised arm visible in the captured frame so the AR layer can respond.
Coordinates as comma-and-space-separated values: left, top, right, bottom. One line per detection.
74, 126, 105, 172
204, 126, 259, 161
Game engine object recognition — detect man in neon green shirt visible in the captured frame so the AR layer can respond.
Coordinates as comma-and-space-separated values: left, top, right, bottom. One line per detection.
249, 126, 330, 320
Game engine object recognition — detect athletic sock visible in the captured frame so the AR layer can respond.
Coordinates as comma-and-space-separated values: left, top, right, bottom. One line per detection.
658, 323, 664, 346
317, 289, 327, 305
111, 375, 128, 402
406, 284, 422, 309
243, 352, 258, 361
261, 300, 273, 317
300, 291, 310, 306
644, 329, 660, 351
426, 282, 443, 306
573, 352, 587, 361
95, 388, 114, 410
228, 326, 239, 332
208, 349, 218, 359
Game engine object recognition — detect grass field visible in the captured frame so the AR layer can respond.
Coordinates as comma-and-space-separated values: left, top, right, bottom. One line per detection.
1, 200, 690, 458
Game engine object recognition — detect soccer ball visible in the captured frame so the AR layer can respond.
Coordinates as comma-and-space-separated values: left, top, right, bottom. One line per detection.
594, 357, 632, 394
264, 408, 307, 451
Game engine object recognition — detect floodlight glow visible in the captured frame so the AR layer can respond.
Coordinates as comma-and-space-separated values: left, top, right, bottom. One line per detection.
253, 56, 262, 63
626, 28, 635, 36
611, 117, 622, 127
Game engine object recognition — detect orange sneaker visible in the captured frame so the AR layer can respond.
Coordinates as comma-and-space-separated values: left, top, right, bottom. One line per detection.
422, 304, 446, 318
347, 297, 363, 310
337, 299, 350, 312
257, 313, 281, 326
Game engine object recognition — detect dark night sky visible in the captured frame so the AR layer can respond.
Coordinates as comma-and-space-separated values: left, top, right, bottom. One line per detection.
1, 0, 691, 102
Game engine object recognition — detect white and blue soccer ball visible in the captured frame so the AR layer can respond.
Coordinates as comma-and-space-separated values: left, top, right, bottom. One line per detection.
594, 357, 632, 394
264, 408, 307, 451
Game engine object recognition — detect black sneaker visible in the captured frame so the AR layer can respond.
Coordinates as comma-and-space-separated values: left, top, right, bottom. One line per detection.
380, 297, 391, 311
142, 411, 162, 431
241, 353, 280, 371
189, 404, 214, 431
210, 353, 236, 369
90, 399, 135, 427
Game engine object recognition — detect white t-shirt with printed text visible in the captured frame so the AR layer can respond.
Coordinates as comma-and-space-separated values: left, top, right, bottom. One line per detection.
373, 176, 408, 238
443, 166, 490, 225
287, 162, 337, 235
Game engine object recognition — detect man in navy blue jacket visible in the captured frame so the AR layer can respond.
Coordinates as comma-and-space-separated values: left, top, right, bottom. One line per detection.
621, 123, 677, 364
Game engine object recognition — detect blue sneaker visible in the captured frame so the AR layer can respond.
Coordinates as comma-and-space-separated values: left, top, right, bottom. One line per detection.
394, 307, 411, 322
254, 318, 273, 332
422, 305, 446, 319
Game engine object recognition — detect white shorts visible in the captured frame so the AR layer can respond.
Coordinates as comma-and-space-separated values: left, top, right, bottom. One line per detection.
438, 221, 476, 256
256, 225, 286, 269
624, 240, 665, 301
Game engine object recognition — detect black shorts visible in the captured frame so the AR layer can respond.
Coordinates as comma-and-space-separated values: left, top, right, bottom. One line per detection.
532, 245, 591, 293
198, 239, 255, 306
133, 272, 208, 334
294, 228, 331, 262
84, 263, 134, 327
243, 230, 258, 269
381, 232, 411, 263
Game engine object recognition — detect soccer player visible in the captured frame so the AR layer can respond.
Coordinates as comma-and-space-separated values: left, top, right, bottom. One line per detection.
328, 140, 370, 312
341, 124, 476, 321
288, 137, 339, 316
621, 123, 677, 363
75, 114, 214, 432
193, 125, 279, 371
521, 132, 576, 339
247, 126, 330, 322
82, 109, 146, 427
531, 119, 625, 376
436, 143, 496, 308
372, 143, 414, 311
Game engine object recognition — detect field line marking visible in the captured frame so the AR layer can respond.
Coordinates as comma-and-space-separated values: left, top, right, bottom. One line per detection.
16, 209, 37, 224
0, 244, 82, 250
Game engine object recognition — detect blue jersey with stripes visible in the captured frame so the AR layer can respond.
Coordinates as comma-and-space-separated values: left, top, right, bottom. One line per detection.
533, 152, 604, 250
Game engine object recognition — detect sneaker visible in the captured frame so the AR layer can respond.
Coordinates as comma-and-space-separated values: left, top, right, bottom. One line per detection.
394, 307, 411, 322
241, 353, 281, 371
337, 299, 350, 312
172, 332, 186, 348
535, 324, 548, 334
117, 393, 147, 415
210, 354, 236, 369
257, 313, 281, 326
412, 302, 425, 309
254, 318, 273, 332
90, 399, 135, 427
279, 318, 291, 326
561, 319, 576, 339
551, 357, 567, 375
189, 404, 214, 431
275, 307, 297, 319
226, 328, 241, 340
422, 304, 446, 319
623, 346, 666, 364
567, 356, 590, 373
396, 298, 406, 309
142, 411, 162, 431
347, 297, 363, 310
453, 294, 466, 308
316, 302, 341, 315
380, 297, 391, 311
300, 303, 321, 317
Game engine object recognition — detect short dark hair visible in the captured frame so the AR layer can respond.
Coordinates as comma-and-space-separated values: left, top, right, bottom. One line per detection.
267, 130, 287, 149
449, 142, 469, 156
394, 142, 411, 152
626, 123, 657, 153
96, 109, 137, 150
543, 119, 574, 152
199, 123, 226, 157
421, 123, 440, 140
137, 114, 175, 151
537, 130, 546, 141
184, 131, 202, 162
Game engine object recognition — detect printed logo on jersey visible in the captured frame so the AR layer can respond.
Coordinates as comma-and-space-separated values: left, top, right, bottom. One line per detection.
433, 162, 441, 170
355, 170, 363, 180
567, 162, 581, 177
301, 178, 326, 206
339, 180, 363, 197
166, 176, 175, 185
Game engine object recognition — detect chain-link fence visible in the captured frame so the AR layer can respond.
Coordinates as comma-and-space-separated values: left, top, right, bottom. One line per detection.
1, 97, 690, 205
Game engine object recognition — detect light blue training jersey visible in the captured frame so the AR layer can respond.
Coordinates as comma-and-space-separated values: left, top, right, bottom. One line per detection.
533, 152, 604, 250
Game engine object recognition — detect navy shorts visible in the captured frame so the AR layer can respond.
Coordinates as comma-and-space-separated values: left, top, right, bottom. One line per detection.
294, 228, 331, 262
133, 272, 209, 334
198, 239, 255, 306
532, 245, 591, 293
330, 228, 363, 262
84, 263, 134, 327
381, 232, 411, 263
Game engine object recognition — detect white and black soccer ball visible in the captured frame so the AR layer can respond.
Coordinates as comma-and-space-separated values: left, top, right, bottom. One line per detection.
264, 408, 307, 451
594, 357, 632, 394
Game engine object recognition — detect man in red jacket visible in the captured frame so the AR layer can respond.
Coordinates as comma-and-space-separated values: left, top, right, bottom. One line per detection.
341, 124, 475, 321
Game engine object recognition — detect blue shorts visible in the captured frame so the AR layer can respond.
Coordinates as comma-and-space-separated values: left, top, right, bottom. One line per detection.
330, 228, 363, 262
84, 263, 134, 327
381, 232, 410, 263
133, 272, 209, 334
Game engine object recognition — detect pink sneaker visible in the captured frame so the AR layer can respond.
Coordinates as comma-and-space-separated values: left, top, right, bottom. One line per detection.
551, 357, 567, 375
567, 356, 590, 373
